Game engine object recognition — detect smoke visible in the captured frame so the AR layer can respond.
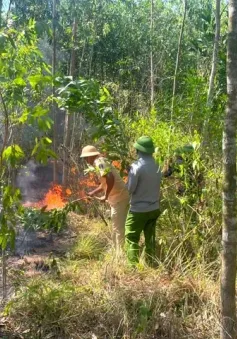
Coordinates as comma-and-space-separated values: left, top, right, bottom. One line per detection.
17, 160, 38, 202
14, 160, 55, 256
17, 161, 60, 202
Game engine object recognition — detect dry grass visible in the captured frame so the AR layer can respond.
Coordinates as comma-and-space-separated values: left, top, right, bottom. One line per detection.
3, 214, 221, 339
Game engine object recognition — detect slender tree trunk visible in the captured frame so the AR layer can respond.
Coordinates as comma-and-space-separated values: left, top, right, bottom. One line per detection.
78, 41, 86, 74
170, 0, 187, 122
0, 92, 8, 302
150, 0, 154, 108
69, 17, 77, 77
88, 45, 94, 77
2, 250, 6, 301
0, 0, 2, 28
202, 0, 221, 147
207, 0, 221, 105
6, 0, 12, 23
70, 111, 76, 150
52, 0, 57, 183
62, 16, 77, 186
0, 92, 9, 164
221, 0, 237, 338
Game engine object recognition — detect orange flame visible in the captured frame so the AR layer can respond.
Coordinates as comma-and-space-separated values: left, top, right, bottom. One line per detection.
65, 188, 72, 196
112, 160, 121, 170
24, 184, 66, 210
112, 160, 128, 183
43, 185, 66, 209
77, 172, 98, 198
23, 171, 99, 210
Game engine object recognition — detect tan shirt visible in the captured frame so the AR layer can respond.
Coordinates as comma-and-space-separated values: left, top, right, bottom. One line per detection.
94, 157, 129, 205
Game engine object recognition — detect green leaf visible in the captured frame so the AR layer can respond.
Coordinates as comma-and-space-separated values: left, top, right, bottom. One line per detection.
18, 110, 29, 123
2, 144, 25, 166
32, 106, 49, 117
44, 137, 52, 144
28, 74, 51, 89
31, 138, 56, 164
13, 77, 26, 86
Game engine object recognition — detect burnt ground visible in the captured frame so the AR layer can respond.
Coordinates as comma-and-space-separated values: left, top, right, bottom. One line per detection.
0, 213, 89, 338
0, 229, 75, 302
0, 162, 70, 300
0, 212, 104, 339
0, 161, 99, 336
0, 213, 86, 310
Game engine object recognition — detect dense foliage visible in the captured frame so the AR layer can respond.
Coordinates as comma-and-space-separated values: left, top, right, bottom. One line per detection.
0, 0, 225, 262
10, 0, 227, 141
0, 0, 231, 337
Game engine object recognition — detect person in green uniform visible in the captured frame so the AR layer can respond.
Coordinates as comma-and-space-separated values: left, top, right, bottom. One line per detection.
125, 136, 162, 266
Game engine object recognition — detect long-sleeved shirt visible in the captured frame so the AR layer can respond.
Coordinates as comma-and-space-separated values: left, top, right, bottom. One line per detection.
93, 156, 129, 206
127, 152, 161, 212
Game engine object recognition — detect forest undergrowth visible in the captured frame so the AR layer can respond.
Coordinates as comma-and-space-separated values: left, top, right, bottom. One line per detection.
0, 0, 234, 337
0, 121, 223, 339
1, 133, 223, 338
2, 207, 221, 339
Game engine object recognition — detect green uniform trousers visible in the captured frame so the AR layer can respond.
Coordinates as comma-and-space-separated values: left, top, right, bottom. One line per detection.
125, 209, 160, 265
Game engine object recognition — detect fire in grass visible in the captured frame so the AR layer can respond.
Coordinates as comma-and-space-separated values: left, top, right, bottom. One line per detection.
23, 173, 98, 211
112, 160, 128, 183
22, 163, 129, 211
23, 185, 71, 210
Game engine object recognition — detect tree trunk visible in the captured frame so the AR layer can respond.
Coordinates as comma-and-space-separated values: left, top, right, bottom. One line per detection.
0, 91, 9, 165
0, 0, 2, 28
52, 0, 57, 183
6, 0, 13, 23
207, 0, 221, 106
2, 250, 6, 301
221, 0, 237, 338
170, 0, 187, 122
150, 0, 154, 108
69, 17, 77, 77
62, 16, 77, 186
202, 0, 221, 147
0, 92, 9, 302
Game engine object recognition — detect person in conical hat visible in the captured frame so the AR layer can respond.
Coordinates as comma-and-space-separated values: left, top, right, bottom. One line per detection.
80, 145, 129, 250
125, 136, 162, 266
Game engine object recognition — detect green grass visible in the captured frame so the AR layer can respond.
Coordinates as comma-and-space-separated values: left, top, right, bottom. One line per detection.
70, 233, 108, 260
3, 214, 221, 339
